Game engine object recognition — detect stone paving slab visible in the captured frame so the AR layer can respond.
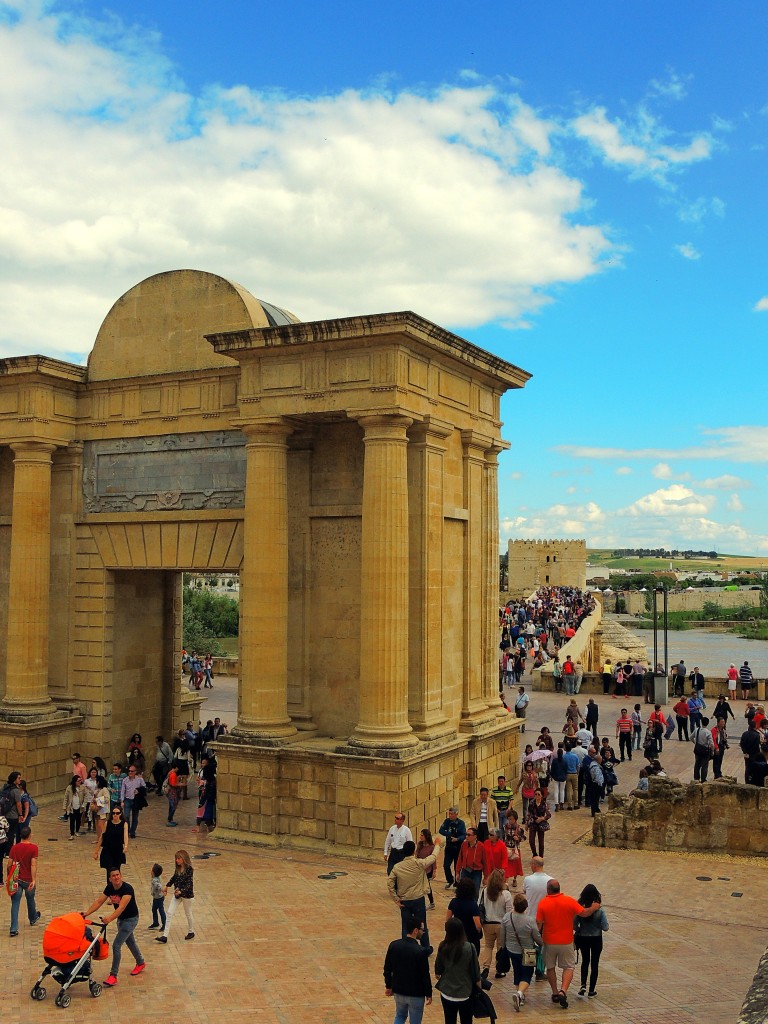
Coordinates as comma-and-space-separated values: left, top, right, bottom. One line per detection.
3, 679, 763, 1023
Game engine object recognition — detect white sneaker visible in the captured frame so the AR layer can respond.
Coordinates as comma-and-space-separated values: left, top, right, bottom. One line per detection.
512, 991, 521, 1012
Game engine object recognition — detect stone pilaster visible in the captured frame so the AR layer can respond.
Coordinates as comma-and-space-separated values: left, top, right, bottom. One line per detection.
459, 430, 496, 732
1, 442, 57, 720
349, 414, 418, 752
484, 444, 507, 716
235, 419, 297, 742
287, 431, 316, 732
407, 418, 453, 740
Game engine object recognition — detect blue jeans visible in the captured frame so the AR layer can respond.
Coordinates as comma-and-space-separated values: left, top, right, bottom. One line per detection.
10, 879, 38, 933
123, 799, 140, 838
399, 897, 430, 948
111, 916, 142, 976
151, 897, 166, 928
393, 993, 425, 1024
460, 868, 482, 897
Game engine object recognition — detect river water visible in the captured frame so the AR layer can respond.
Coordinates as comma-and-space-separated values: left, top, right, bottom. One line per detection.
633, 625, 768, 679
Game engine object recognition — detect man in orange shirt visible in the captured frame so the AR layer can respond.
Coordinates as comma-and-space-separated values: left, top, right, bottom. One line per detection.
536, 879, 601, 1008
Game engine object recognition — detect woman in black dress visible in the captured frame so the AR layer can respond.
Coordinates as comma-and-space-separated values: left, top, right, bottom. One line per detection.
445, 877, 482, 954
94, 807, 129, 882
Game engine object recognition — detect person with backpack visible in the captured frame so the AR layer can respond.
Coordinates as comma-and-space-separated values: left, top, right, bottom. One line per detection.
7, 824, 41, 937
2, 772, 25, 845
692, 716, 715, 783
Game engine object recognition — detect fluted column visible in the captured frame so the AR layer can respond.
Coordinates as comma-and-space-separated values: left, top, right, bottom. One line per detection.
1, 442, 57, 719
349, 414, 418, 751
484, 444, 507, 716
459, 430, 496, 731
235, 419, 297, 741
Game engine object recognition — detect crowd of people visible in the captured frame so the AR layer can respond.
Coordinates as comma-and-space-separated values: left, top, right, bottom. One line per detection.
0, 724, 218, 987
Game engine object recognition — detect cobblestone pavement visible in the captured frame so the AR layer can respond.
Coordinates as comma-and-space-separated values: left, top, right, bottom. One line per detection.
5, 679, 763, 1024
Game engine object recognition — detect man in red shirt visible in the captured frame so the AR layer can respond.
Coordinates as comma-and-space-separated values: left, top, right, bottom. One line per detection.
536, 879, 601, 1008
8, 825, 41, 937
455, 827, 488, 896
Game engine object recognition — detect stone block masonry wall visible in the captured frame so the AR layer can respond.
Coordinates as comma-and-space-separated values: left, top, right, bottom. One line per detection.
213, 719, 521, 858
593, 775, 768, 855
0, 713, 85, 798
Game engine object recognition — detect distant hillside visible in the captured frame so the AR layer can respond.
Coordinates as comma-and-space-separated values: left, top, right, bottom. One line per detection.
587, 550, 768, 573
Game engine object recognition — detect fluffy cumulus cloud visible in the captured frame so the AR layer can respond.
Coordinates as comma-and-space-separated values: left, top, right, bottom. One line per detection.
755, 297, 768, 312
620, 484, 714, 517
0, 1, 622, 357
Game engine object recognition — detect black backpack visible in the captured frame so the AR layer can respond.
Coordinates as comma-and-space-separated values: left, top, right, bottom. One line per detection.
0, 785, 15, 817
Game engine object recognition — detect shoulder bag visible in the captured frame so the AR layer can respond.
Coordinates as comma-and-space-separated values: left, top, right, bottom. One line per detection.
510, 915, 537, 967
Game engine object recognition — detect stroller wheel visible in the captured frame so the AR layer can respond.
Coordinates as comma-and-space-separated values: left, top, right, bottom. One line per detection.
90, 983, 102, 998
31, 986, 47, 1000
55, 992, 71, 1009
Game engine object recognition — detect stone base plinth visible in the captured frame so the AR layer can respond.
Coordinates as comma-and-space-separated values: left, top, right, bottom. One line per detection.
211, 716, 521, 856
0, 709, 85, 798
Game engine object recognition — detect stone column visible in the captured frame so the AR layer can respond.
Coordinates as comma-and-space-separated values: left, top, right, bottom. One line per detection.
349, 414, 418, 751
459, 430, 496, 731
236, 419, 297, 741
407, 418, 453, 739
1, 442, 57, 719
484, 444, 507, 716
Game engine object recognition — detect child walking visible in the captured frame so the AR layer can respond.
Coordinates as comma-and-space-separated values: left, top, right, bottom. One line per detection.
156, 850, 195, 942
148, 863, 166, 930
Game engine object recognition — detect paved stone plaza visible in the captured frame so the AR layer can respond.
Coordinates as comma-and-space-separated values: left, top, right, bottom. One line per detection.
6, 678, 765, 1023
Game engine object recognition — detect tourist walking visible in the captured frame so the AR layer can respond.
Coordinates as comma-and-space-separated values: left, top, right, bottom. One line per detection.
525, 790, 551, 857
156, 849, 196, 943
712, 717, 730, 780
83, 867, 145, 987
446, 877, 483, 954
64, 775, 85, 839
479, 868, 513, 978
727, 663, 739, 699
515, 762, 539, 820
120, 764, 147, 839
385, 813, 414, 875
415, 829, 437, 910
550, 745, 568, 810
455, 828, 488, 895
434, 918, 481, 1024
7, 825, 41, 937
514, 687, 530, 732
536, 879, 601, 1009
573, 883, 609, 997
499, 893, 542, 1010
2, 772, 25, 845
470, 787, 499, 842
672, 697, 690, 741
740, 661, 754, 701
615, 708, 633, 762
94, 807, 128, 882
148, 863, 166, 931
503, 810, 525, 888
91, 775, 111, 842
692, 716, 715, 782
383, 914, 433, 1024
389, 840, 437, 947
438, 807, 466, 889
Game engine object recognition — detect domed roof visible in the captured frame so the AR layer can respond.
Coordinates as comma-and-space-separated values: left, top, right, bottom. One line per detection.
88, 270, 300, 381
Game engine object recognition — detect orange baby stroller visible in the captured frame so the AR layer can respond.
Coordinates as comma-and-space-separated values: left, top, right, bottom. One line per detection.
30, 913, 109, 1008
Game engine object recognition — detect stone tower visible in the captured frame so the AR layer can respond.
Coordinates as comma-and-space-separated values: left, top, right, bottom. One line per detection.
507, 539, 586, 596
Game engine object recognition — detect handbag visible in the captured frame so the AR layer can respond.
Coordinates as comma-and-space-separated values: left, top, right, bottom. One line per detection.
510, 916, 538, 967
478, 888, 488, 924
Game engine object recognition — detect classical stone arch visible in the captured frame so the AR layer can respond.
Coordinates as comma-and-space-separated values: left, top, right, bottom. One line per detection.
0, 270, 530, 855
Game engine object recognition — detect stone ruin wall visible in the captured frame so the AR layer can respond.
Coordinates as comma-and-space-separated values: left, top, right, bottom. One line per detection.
593, 775, 768, 856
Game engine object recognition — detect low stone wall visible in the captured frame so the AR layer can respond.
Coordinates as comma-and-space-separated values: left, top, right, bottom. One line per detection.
739, 948, 768, 1024
593, 775, 768, 856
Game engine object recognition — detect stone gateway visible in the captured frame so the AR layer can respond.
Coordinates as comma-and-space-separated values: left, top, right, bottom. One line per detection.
0, 269, 531, 854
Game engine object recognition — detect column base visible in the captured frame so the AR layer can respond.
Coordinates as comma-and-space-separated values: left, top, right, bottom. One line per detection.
345, 726, 420, 758
458, 705, 500, 735
0, 697, 59, 724
231, 721, 299, 747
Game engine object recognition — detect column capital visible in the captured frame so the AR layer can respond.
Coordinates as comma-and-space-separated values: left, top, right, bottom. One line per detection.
355, 412, 413, 439
460, 428, 494, 455
235, 417, 294, 443
9, 441, 57, 459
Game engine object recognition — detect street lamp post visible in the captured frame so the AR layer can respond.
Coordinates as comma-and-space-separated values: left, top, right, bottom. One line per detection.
653, 585, 668, 697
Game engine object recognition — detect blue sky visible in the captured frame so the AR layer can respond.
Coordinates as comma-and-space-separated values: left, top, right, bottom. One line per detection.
1, 1, 767, 552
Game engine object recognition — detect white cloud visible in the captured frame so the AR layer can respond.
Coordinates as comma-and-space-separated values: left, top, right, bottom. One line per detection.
0, 4, 620, 357
652, 462, 674, 479
754, 297, 768, 312
571, 104, 713, 182
615, 466, 633, 475
555, 426, 768, 464
565, 486, 577, 494
675, 242, 701, 260
727, 493, 744, 512
699, 474, 752, 490
620, 484, 714, 517
677, 196, 725, 223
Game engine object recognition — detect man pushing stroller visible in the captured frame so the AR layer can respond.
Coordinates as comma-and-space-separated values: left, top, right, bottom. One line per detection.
82, 867, 145, 987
